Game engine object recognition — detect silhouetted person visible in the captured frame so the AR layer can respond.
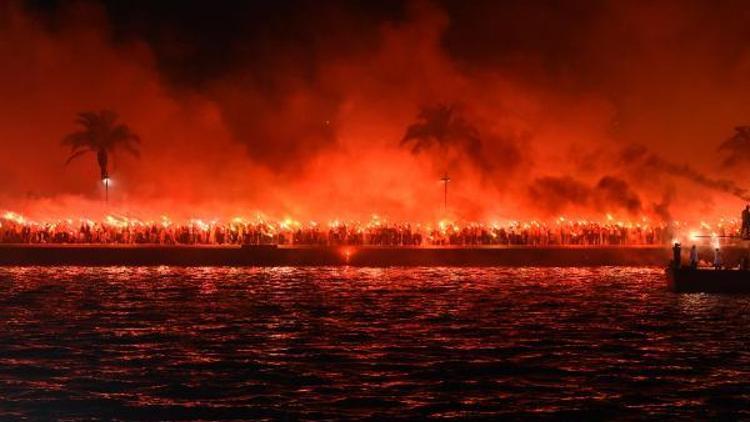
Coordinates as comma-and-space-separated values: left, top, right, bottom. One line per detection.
672, 242, 681, 269
689, 245, 698, 269
743, 205, 750, 238
741, 255, 749, 271
714, 248, 723, 270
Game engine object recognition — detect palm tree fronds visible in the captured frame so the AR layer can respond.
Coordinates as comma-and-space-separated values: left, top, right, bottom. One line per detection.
401, 104, 481, 154
61, 110, 141, 180
65, 149, 90, 165
61, 131, 94, 148
75, 112, 100, 129
121, 142, 140, 158
401, 123, 432, 145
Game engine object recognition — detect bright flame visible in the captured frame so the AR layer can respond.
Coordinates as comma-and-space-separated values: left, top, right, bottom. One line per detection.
2, 211, 26, 225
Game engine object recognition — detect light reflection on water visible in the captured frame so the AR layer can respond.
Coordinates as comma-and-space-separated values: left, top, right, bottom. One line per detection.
0, 266, 750, 419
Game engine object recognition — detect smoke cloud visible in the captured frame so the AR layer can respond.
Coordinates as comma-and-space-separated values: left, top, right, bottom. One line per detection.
621, 145, 750, 202
718, 126, 750, 167
528, 175, 642, 216
2, 1, 750, 223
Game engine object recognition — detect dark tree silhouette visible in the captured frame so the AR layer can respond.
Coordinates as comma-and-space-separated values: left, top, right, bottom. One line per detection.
62, 110, 140, 201
718, 126, 750, 166
401, 104, 481, 154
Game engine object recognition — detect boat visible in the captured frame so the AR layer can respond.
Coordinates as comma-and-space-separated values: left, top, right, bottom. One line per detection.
666, 266, 750, 293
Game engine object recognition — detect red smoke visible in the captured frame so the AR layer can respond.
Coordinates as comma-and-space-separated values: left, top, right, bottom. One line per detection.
1, 1, 749, 224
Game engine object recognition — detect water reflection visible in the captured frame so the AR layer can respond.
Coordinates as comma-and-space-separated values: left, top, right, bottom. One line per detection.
0, 266, 749, 419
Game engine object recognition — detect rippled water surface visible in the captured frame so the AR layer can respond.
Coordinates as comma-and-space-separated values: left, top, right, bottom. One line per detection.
1, 266, 750, 419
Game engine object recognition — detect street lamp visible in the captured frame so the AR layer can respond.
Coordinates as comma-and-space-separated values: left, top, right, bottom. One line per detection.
440, 172, 450, 213
102, 176, 111, 203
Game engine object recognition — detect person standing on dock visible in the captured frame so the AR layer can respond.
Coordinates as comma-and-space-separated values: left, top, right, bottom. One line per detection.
714, 248, 723, 270
689, 245, 698, 269
742, 205, 750, 238
672, 242, 681, 269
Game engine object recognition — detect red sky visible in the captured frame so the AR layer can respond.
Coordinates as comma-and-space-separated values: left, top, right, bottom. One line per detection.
2, 0, 750, 223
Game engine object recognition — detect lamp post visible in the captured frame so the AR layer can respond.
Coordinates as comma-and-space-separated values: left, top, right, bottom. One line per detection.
102, 176, 110, 203
440, 173, 450, 213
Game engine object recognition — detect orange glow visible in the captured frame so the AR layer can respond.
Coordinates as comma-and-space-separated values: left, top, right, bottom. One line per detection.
3, 211, 27, 225
341, 247, 354, 263
0, 3, 749, 225
0, 208, 745, 247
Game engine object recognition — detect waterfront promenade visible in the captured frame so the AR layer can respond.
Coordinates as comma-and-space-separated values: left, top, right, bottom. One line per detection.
0, 244, 686, 267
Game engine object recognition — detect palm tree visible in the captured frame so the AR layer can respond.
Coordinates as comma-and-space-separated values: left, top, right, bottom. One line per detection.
62, 110, 140, 202
401, 104, 480, 152
718, 126, 750, 166
400, 104, 488, 172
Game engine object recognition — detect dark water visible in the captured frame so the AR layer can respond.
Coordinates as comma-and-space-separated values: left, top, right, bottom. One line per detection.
1, 267, 750, 419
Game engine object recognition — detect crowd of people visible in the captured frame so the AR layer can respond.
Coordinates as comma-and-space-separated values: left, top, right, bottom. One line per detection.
0, 212, 696, 246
